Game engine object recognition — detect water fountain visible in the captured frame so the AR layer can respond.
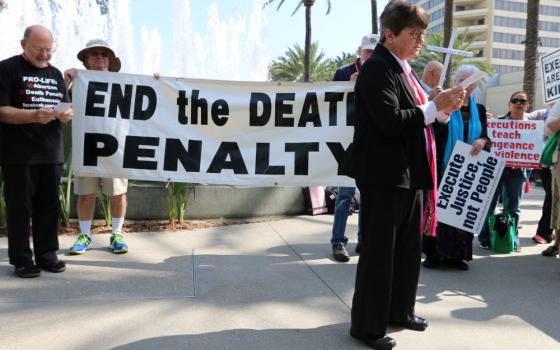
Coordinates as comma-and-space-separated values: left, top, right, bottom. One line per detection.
0, 0, 269, 80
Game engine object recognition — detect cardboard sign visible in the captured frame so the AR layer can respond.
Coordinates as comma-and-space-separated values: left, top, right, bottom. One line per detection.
487, 119, 544, 168
437, 142, 505, 234
540, 48, 560, 103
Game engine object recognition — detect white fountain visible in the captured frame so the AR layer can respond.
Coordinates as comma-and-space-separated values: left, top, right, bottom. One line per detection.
0, 0, 269, 80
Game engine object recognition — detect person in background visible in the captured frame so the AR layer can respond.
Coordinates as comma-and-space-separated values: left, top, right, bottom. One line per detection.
423, 64, 490, 271
346, 1, 465, 348
0, 25, 73, 278
532, 102, 556, 245
330, 33, 378, 262
64, 39, 129, 255
542, 101, 560, 257
478, 91, 542, 251
419, 60, 442, 97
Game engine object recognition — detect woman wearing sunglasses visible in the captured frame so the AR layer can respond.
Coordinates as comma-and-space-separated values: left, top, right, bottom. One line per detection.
478, 91, 546, 252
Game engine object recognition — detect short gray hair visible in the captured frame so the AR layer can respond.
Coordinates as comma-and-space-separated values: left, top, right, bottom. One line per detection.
452, 64, 481, 85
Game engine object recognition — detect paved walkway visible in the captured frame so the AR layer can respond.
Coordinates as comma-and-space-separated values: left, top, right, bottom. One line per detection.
0, 186, 559, 350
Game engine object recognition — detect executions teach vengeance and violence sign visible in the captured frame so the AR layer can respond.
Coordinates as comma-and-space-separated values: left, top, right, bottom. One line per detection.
71, 70, 357, 186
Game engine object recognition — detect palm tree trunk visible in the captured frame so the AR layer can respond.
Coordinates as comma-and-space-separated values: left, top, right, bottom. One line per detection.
523, 0, 540, 112
442, 0, 454, 88
371, 0, 378, 34
304, 3, 312, 82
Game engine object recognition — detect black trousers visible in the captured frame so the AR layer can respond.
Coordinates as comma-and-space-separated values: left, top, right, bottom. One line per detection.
351, 185, 422, 338
536, 167, 553, 240
2, 164, 62, 266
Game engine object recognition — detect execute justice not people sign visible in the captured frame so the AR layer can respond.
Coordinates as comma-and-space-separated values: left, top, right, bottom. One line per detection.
437, 142, 505, 234
71, 70, 356, 186
541, 48, 560, 103
487, 119, 544, 168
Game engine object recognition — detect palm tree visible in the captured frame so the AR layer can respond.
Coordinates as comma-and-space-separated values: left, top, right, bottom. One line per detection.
523, 0, 540, 112
371, 0, 378, 34
442, 0, 454, 87
333, 52, 356, 67
268, 42, 336, 82
411, 30, 493, 81
264, 0, 332, 82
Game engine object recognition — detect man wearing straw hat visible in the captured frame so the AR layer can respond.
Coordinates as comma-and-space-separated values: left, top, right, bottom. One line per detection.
64, 39, 129, 255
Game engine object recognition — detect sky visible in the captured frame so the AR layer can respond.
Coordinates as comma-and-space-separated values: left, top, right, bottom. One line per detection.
0, 0, 389, 80
128, 0, 389, 78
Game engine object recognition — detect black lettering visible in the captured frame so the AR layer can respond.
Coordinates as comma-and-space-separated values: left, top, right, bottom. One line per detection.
326, 142, 351, 175
133, 85, 157, 120
249, 92, 271, 126
207, 142, 248, 174
285, 142, 319, 175
298, 93, 321, 127
163, 139, 202, 172
191, 89, 207, 125
275, 93, 295, 127
123, 136, 159, 170
83, 132, 117, 166
85, 81, 108, 117
108, 84, 133, 119
324, 92, 344, 126
255, 143, 285, 175
211, 99, 229, 126
177, 90, 189, 124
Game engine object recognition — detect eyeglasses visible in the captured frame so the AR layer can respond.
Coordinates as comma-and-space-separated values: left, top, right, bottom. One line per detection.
31, 46, 55, 54
408, 30, 426, 40
510, 98, 528, 105
89, 51, 109, 58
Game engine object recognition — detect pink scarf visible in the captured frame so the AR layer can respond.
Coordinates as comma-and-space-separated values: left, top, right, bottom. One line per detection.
403, 67, 438, 237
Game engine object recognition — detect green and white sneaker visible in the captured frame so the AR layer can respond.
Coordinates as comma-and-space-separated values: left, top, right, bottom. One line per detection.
110, 232, 128, 254
69, 234, 92, 255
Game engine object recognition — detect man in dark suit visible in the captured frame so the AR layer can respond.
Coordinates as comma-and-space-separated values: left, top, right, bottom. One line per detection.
330, 34, 378, 262
347, 2, 466, 349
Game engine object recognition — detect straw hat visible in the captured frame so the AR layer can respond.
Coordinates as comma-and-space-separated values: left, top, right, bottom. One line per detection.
77, 39, 121, 72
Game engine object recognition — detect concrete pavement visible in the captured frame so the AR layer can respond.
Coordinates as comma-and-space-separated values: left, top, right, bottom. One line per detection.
0, 186, 559, 349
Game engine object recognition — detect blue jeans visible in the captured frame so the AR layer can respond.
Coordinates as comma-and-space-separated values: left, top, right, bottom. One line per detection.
330, 187, 363, 245
479, 168, 525, 247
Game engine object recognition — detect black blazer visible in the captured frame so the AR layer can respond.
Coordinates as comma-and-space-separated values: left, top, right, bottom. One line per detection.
345, 44, 433, 190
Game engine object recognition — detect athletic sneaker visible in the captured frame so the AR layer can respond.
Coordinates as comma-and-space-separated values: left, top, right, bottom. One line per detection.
69, 234, 92, 255
110, 232, 128, 254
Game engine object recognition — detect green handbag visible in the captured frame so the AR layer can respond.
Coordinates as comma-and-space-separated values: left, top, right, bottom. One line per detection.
541, 131, 560, 167
488, 212, 515, 254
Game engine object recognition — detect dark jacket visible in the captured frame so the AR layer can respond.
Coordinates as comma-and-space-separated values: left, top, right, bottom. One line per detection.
346, 44, 433, 190
333, 59, 359, 82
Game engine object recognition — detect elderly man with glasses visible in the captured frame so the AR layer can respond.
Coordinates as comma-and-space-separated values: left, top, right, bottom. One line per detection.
0, 25, 73, 278
64, 39, 129, 255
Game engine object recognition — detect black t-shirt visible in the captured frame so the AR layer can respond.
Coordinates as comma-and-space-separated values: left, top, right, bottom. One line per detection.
0, 54, 68, 165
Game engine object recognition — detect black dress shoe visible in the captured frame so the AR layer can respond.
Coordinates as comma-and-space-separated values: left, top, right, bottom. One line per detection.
350, 330, 396, 350
37, 260, 66, 273
390, 315, 429, 331
15, 264, 41, 278
422, 257, 441, 269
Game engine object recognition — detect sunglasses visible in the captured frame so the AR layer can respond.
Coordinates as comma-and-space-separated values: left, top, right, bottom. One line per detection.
510, 98, 528, 105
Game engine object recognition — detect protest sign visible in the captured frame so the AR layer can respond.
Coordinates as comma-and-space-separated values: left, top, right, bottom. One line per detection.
540, 48, 560, 103
487, 119, 544, 168
437, 141, 505, 234
71, 71, 356, 186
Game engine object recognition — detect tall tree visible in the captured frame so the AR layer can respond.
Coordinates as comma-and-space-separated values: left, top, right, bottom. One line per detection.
523, 0, 540, 112
268, 42, 336, 82
264, 0, 331, 82
442, 0, 454, 88
371, 0, 378, 34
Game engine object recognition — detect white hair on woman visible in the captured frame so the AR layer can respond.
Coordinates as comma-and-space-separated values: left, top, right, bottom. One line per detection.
452, 64, 481, 86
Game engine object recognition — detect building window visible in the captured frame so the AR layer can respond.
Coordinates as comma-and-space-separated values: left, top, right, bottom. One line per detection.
493, 48, 525, 60
493, 65, 523, 74
494, 16, 560, 32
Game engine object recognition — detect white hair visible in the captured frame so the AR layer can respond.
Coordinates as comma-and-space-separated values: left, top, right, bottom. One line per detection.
452, 64, 481, 85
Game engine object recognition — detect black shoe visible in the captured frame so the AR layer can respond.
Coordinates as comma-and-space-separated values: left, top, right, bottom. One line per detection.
389, 315, 429, 331
479, 241, 490, 249
15, 264, 41, 278
542, 245, 559, 257
422, 257, 441, 269
37, 260, 66, 273
355, 242, 362, 254
350, 329, 396, 350
332, 243, 350, 262
442, 258, 469, 271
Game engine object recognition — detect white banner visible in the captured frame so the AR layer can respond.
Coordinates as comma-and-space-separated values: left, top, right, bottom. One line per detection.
437, 142, 506, 234
540, 48, 560, 103
487, 119, 544, 168
71, 71, 356, 186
